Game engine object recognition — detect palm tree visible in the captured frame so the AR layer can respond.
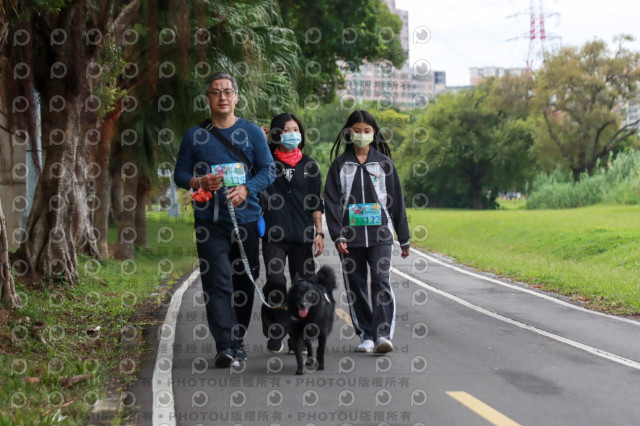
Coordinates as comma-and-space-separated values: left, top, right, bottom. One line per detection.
1, 0, 301, 283
108, 0, 301, 259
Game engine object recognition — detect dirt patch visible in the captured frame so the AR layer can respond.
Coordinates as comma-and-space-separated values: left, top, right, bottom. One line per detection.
0, 309, 10, 328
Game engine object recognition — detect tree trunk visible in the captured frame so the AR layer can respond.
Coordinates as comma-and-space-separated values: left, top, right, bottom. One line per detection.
113, 161, 138, 260
472, 190, 484, 210
18, 105, 81, 284
74, 122, 101, 260
15, 3, 101, 284
94, 108, 121, 258
134, 173, 150, 248
571, 167, 584, 182
1, 198, 21, 309
110, 142, 124, 227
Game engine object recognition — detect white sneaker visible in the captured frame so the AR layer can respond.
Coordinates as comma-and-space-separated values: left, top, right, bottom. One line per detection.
355, 339, 374, 353
374, 337, 393, 354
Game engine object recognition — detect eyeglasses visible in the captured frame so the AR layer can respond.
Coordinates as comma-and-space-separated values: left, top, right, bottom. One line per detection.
207, 89, 236, 97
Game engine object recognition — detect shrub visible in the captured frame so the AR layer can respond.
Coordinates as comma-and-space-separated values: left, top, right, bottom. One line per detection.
527, 150, 640, 209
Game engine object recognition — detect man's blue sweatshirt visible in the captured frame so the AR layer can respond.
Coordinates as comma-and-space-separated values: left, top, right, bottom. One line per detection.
174, 118, 275, 224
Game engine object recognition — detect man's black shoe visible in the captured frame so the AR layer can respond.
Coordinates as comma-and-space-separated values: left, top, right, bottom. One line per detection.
267, 338, 284, 353
214, 348, 238, 368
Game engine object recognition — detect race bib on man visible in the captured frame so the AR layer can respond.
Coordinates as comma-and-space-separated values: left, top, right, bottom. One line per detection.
211, 163, 246, 187
348, 203, 382, 226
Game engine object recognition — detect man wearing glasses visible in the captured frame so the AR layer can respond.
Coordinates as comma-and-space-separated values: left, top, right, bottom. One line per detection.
174, 72, 275, 367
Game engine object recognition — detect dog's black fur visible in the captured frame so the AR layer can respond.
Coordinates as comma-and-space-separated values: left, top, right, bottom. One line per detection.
287, 265, 336, 375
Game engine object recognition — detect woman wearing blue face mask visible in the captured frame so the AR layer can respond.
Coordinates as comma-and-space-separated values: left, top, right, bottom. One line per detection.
324, 110, 410, 355
261, 113, 325, 354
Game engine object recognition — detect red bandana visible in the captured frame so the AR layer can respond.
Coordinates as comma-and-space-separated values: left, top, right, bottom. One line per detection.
274, 147, 302, 167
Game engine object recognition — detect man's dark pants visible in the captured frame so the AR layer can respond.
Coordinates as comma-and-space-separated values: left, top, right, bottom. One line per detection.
195, 218, 259, 353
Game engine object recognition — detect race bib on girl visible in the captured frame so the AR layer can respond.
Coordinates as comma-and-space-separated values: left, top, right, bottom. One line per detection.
348, 203, 382, 226
211, 163, 246, 187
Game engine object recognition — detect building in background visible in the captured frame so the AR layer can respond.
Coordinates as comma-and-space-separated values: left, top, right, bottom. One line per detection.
624, 101, 640, 134
469, 66, 527, 86
339, 0, 446, 110
385, 0, 409, 58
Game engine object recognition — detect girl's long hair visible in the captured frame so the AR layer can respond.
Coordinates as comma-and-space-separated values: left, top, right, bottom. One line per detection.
329, 110, 391, 162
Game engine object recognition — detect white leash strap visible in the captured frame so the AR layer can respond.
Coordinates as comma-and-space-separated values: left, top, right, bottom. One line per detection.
223, 184, 285, 310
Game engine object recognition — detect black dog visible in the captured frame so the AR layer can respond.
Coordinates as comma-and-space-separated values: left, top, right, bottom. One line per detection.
287, 265, 336, 375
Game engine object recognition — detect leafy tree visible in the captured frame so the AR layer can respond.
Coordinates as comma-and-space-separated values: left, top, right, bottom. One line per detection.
108, 0, 301, 259
0, 0, 301, 283
530, 36, 640, 179
296, 99, 350, 179
371, 107, 412, 155
1, 0, 132, 284
397, 84, 536, 209
278, 0, 405, 103
296, 99, 409, 182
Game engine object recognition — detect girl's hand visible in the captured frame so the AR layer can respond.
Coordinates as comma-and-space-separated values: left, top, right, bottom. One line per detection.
336, 241, 349, 255
314, 235, 324, 257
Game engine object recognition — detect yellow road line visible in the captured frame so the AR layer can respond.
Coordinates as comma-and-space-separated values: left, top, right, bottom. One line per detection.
335, 307, 353, 328
446, 392, 521, 426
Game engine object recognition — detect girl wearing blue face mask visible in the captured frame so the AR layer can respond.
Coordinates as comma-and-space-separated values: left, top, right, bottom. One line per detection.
324, 110, 411, 355
261, 113, 325, 354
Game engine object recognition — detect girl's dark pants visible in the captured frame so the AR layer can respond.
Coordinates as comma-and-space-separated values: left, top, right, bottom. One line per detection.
340, 244, 394, 342
261, 240, 315, 341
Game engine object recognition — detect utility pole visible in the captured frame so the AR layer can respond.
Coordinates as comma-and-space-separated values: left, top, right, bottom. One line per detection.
507, 0, 561, 74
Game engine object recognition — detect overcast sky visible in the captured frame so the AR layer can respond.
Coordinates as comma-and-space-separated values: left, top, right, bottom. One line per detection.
395, 0, 640, 86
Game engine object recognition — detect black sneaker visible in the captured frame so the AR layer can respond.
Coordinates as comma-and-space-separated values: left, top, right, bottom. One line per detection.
267, 338, 284, 353
235, 346, 248, 361
214, 348, 237, 368
287, 337, 307, 355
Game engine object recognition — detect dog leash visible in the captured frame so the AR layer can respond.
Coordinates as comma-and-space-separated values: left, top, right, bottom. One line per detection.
223, 184, 287, 310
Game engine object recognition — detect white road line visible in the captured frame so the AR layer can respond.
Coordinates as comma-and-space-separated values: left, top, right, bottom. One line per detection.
403, 245, 640, 327
392, 267, 640, 372
152, 270, 199, 426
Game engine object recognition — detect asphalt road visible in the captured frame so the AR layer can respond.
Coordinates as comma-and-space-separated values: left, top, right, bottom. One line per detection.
128, 237, 640, 426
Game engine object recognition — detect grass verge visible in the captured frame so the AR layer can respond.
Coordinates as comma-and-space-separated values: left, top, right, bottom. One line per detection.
0, 211, 196, 425
408, 204, 640, 315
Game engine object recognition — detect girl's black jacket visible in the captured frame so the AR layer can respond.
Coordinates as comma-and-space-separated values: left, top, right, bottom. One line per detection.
324, 148, 410, 249
262, 155, 324, 244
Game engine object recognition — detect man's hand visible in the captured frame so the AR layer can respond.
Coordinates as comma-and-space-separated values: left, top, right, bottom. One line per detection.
401, 247, 410, 259
200, 173, 224, 192
227, 184, 248, 207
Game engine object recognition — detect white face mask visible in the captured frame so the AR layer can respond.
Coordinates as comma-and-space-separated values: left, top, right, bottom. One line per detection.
351, 133, 374, 148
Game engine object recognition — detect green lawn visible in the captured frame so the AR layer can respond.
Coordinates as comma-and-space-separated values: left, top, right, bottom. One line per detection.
0, 211, 197, 425
408, 205, 640, 314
